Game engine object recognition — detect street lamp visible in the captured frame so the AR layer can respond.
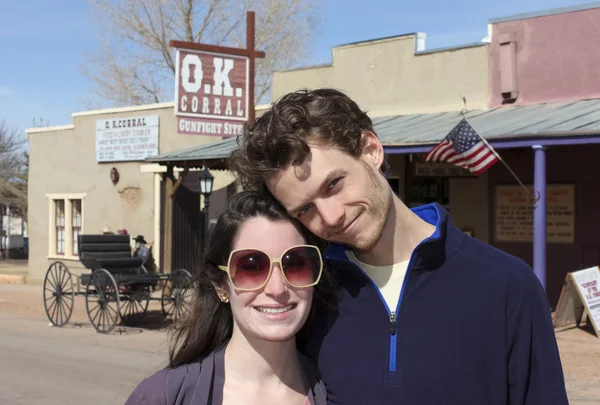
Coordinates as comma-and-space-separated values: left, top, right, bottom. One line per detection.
198, 168, 214, 245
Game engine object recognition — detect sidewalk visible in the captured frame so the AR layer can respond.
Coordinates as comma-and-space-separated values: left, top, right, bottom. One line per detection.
0, 259, 29, 284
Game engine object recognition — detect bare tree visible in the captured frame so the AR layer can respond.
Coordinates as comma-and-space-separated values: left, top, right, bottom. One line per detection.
83, 0, 322, 107
0, 119, 26, 183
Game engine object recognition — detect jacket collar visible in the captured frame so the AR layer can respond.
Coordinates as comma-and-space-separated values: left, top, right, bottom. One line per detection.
324, 203, 465, 271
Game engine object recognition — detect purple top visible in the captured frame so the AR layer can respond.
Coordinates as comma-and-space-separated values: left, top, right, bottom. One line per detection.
125, 345, 326, 405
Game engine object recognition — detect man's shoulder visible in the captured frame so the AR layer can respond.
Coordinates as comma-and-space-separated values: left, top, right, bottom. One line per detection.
456, 234, 542, 295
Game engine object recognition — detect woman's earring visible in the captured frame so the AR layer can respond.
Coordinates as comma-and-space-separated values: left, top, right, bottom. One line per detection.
219, 293, 229, 303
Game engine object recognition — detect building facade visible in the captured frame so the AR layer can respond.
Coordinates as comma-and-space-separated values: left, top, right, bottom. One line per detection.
28, 3, 600, 308
148, 3, 600, 308
26, 103, 240, 284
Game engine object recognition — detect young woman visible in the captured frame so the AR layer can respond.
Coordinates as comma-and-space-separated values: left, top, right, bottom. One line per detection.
125, 191, 337, 405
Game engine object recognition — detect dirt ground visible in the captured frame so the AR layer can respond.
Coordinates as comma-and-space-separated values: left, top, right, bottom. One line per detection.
1, 283, 599, 403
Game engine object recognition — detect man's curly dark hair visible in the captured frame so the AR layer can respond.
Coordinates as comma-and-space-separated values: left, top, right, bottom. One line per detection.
228, 88, 389, 192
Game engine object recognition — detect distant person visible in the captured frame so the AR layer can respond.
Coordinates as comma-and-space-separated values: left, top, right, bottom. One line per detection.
132, 235, 150, 267
125, 191, 336, 405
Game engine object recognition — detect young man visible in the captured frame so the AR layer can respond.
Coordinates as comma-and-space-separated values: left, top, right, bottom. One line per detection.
229, 88, 568, 405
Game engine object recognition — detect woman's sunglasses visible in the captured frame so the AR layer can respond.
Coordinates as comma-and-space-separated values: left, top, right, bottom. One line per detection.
218, 245, 323, 291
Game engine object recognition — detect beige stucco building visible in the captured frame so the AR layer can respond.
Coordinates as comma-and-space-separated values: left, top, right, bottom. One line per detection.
273, 33, 490, 116
26, 103, 243, 284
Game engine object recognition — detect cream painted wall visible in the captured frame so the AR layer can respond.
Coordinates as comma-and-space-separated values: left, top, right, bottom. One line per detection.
27, 104, 236, 283
273, 35, 489, 116
449, 173, 489, 243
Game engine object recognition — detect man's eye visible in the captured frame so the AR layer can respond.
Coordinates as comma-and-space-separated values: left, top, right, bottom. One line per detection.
298, 204, 313, 216
329, 177, 342, 189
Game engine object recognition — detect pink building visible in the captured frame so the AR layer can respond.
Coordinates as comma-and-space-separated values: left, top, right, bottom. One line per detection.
490, 3, 600, 108
485, 3, 600, 305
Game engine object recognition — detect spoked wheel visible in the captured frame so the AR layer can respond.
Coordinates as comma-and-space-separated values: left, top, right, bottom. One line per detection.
119, 285, 151, 326
43, 261, 75, 327
85, 269, 120, 333
161, 269, 193, 322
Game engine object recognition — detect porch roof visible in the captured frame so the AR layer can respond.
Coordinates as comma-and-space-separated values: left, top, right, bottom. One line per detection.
147, 98, 600, 166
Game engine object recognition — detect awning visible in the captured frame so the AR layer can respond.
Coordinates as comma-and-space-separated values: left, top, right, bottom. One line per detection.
147, 98, 600, 165
147, 137, 238, 169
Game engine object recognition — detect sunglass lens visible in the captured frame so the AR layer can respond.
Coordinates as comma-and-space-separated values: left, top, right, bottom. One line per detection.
282, 247, 322, 287
230, 250, 270, 289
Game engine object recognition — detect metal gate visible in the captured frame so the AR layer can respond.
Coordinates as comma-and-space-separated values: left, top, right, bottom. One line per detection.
171, 183, 205, 273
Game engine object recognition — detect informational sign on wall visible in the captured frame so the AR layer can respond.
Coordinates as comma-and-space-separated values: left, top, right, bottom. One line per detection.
554, 266, 600, 338
495, 184, 575, 243
95, 115, 159, 162
414, 162, 472, 177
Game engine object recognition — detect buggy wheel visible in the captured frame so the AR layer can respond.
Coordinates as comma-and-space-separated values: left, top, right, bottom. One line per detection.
161, 269, 193, 322
85, 269, 120, 333
43, 261, 74, 327
119, 285, 151, 326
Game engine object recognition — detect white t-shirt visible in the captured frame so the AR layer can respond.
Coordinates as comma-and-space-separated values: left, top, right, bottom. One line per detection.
346, 250, 409, 311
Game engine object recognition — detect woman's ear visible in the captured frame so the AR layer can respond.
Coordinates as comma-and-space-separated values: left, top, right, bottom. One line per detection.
361, 131, 385, 170
212, 282, 230, 303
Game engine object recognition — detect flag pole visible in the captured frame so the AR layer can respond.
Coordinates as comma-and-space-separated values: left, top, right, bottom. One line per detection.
459, 97, 538, 205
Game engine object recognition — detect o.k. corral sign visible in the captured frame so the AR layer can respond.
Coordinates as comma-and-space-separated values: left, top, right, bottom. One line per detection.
96, 115, 159, 162
174, 49, 248, 137
171, 12, 265, 137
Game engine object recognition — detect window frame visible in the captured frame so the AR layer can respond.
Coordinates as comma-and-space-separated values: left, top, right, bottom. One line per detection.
46, 194, 86, 260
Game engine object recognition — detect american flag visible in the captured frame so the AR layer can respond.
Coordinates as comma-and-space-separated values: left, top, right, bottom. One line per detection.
424, 118, 499, 175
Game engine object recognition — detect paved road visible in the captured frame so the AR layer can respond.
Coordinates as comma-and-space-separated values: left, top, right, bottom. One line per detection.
0, 284, 170, 405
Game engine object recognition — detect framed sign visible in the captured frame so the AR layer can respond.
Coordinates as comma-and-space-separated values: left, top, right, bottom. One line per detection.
95, 115, 159, 162
414, 162, 472, 177
494, 184, 575, 243
174, 48, 249, 137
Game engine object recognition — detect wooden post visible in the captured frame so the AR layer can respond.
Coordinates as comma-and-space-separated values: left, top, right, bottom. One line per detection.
247, 11, 256, 125
162, 166, 174, 274
169, 11, 265, 128
404, 155, 413, 206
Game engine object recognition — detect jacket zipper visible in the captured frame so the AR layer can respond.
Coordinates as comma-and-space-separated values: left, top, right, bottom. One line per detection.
347, 260, 400, 372
389, 311, 397, 372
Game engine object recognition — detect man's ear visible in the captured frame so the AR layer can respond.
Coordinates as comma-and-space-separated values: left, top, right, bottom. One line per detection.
361, 131, 385, 170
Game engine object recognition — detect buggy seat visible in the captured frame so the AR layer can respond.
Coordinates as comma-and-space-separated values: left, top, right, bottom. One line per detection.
78, 234, 143, 275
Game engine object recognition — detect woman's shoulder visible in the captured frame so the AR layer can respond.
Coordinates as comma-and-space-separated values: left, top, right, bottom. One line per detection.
124, 362, 203, 405
297, 351, 327, 404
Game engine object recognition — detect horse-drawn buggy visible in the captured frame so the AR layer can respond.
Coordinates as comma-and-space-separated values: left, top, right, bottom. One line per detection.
42, 234, 194, 333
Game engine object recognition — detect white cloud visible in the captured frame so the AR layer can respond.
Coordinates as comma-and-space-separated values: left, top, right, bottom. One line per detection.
0, 86, 11, 96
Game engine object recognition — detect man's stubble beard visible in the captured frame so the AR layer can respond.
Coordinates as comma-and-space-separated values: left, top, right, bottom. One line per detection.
341, 163, 393, 253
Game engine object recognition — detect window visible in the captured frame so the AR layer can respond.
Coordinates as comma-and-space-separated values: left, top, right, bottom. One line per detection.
71, 199, 82, 255
47, 194, 86, 258
55, 200, 65, 255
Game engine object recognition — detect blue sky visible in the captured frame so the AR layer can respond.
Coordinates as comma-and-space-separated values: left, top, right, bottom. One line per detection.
0, 0, 591, 137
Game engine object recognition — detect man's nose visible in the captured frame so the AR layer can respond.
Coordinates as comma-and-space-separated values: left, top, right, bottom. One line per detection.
316, 199, 345, 229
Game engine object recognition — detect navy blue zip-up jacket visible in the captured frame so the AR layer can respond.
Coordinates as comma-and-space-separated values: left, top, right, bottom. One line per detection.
300, 203, 568, 405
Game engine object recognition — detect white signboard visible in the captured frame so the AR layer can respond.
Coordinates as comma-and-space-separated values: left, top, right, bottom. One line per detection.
96, 115, 159, 162
554, 266, 600, 337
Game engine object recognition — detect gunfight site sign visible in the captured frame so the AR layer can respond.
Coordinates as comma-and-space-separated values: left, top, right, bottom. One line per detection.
95, 115, 159, 162
174, 49, 249, 137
